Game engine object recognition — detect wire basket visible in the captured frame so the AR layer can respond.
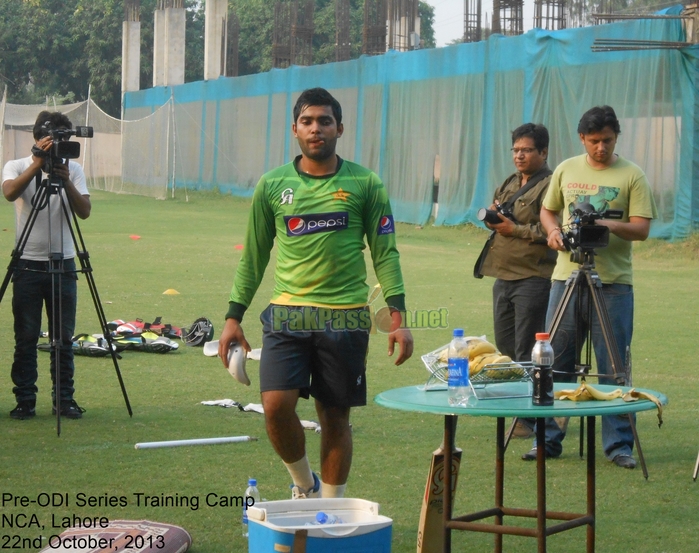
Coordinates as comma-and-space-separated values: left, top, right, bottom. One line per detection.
421, 343, 451, 385
421, 341, 534, 394
471, 361, 533, 385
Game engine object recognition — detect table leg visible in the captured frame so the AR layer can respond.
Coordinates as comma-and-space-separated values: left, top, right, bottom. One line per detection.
495, 417, 505, 553
536, 417, 547, 553
443, 415, 456, 553
628, 413, 649, 479
587, 416, 596, 553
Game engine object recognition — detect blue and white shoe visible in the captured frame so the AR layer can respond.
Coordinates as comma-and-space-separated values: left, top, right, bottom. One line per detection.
291, 472, 320, 499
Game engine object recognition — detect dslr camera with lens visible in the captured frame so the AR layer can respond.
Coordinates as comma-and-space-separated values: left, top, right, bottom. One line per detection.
477, 203, 515, 225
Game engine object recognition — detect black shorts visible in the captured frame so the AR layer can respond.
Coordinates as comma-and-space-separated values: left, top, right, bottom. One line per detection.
259, 304, 370, 407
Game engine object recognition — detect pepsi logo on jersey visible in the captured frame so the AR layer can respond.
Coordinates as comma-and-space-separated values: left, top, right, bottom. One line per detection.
284, 212, 349, 236
377, 214, 395, 235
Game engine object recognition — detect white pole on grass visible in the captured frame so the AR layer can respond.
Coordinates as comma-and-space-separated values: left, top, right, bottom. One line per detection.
135, 435, 258, 449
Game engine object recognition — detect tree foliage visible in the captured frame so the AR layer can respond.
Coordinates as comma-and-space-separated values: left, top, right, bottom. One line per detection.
419, 1, 436, 49
0, 0, 435, 117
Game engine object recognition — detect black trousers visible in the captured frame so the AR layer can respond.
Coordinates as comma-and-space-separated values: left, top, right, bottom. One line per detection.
11, 259, 78, 403
492, 276, 551, 362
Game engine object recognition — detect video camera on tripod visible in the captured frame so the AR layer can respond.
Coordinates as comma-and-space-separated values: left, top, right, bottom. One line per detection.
31, 122, 94, 192
33, 121, 93, 169
561, 202, 623, 262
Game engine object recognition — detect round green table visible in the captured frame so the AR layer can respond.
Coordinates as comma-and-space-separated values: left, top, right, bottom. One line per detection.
375, 382, 667, 553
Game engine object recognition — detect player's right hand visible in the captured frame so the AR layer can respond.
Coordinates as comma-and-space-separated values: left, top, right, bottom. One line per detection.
218, 318, 251, 368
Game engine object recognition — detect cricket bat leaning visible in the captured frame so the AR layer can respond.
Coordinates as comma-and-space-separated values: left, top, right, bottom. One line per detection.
416, 432, 462, 553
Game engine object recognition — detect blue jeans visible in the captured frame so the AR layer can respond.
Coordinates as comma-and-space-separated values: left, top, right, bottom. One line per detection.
536, 279, 635, 460
11, 259, 78, 403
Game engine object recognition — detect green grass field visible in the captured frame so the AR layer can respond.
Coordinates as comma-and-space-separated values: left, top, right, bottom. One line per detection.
1, 189, 697, 553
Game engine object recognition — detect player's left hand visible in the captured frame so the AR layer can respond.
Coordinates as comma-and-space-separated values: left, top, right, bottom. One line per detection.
388, 311, 413, 365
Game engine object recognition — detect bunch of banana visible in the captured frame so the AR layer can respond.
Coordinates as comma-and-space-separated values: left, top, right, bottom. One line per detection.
436, 338, 525, 380
480, 355, 516, 379
464, 339, 493, 358
436, 338, 497, 365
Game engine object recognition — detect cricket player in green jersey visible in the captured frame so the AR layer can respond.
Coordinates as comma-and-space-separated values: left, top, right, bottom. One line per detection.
219, 88, 413, 499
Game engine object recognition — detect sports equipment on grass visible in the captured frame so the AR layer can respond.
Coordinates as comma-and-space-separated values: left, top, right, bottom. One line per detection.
135, 435, 258, 449
183, 317, 214, 346
417, 418, 462, 553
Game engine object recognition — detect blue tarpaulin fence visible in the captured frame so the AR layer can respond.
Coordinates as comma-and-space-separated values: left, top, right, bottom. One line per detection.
124, 8, 698, 240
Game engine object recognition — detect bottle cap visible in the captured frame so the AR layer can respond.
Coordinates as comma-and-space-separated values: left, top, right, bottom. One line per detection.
535, 332, 550, 340
452, 328, 464, 337
316, 512, 328, 524
248, 478, 257, 486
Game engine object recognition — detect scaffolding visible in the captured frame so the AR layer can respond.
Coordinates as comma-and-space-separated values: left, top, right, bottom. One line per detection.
387, 0, 420, 51
567, 0, 599, 27
534, 0, 567, 31
336, 0, 351, 61
227, 10, 239, 76
156, 0, 183, 8
492, 0, 523, 36
291, 0, 314, 66
272, 2, 292, 68
363, 0, 387, 55
271, 0, 313, 68
464, 0, 483, 42
124, 0, 139, 21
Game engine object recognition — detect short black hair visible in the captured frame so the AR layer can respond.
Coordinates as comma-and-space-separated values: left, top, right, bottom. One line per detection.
33, 111, 72, 141
577, 105, 621, 135
293, 88, 342, 125
511, 123, 549, 152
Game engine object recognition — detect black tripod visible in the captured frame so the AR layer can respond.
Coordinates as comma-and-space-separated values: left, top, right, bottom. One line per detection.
0, 164, 132, 436
547, 246, 649, 478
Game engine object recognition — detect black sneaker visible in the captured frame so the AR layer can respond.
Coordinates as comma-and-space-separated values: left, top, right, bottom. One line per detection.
612, 454, 636, 469
52, 399, 85, 419
521, 446, 559, 461
10, 401, 36, 420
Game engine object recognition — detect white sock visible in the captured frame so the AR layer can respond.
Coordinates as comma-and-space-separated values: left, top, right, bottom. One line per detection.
284, 456, 315, 490
320, 481, 346, 498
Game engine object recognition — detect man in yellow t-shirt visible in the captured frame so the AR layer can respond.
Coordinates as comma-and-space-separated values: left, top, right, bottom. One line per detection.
522, 105, 657, 469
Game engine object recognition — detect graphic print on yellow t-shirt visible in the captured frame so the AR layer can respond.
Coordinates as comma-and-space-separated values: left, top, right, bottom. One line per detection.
563, 183, 621, 217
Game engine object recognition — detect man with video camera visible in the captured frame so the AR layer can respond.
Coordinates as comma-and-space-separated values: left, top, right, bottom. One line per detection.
2, 111, 91, 420
525, 105, 657, 468
476, 123, 556, 439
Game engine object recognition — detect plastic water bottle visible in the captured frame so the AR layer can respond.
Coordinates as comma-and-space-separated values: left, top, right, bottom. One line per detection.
448, 329, 474, 406
242, 478, 261, 538
315, 511, 342, 524
532, 333, 554, 406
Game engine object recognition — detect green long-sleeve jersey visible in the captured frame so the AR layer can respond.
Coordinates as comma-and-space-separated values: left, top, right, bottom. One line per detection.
228, 157, 405, 318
